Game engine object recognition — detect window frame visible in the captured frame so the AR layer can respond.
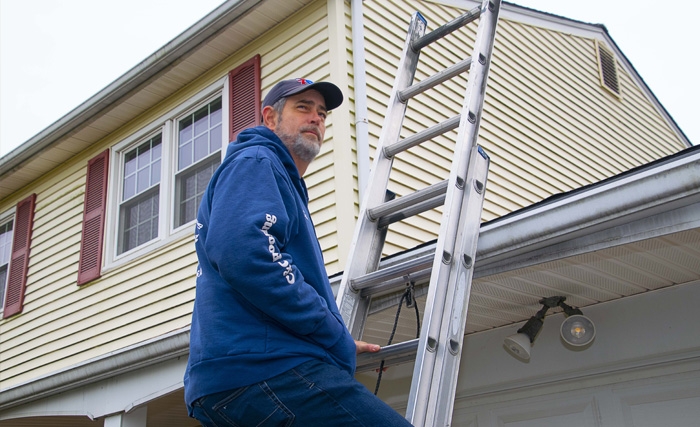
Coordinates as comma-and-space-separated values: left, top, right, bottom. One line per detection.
103, 77, 229, 270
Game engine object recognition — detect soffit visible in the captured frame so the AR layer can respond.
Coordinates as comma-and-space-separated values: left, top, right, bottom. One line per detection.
0, 0, 314, 199
362, 227, 700, 345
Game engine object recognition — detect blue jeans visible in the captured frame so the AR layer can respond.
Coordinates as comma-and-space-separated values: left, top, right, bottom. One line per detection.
190, 359, 413, 426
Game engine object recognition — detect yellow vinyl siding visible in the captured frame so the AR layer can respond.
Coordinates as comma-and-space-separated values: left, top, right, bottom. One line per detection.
256, 0, 353, 274
360, 0, 687, 255
0, 0, 344, 390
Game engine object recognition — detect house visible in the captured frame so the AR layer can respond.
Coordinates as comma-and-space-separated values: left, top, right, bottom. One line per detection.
0, 0, 696, 426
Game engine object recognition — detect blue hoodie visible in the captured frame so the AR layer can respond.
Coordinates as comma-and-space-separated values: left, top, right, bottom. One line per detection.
184, 126, 356, 412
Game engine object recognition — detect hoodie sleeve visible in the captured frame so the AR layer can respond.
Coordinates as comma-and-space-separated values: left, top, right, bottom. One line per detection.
202, 151, 348, 350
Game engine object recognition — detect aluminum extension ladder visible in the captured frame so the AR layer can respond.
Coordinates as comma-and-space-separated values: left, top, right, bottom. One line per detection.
335, 1, 501, 425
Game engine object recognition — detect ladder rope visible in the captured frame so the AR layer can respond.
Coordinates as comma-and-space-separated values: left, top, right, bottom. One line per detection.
374, 282, 421, 395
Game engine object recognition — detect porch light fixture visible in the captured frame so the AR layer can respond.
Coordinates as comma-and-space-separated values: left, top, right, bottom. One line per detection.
504, 296, 595, 361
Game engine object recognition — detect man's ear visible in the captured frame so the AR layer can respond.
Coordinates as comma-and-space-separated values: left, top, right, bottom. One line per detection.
262, 105, 277, 130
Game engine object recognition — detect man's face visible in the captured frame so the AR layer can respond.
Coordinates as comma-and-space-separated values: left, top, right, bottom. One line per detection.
271, 89, 327, 164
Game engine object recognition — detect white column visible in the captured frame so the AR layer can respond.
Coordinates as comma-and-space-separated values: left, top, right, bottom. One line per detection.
104, 406, 147, 427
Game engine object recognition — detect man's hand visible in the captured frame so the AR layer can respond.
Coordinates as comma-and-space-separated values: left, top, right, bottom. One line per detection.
355, 340, 381, 355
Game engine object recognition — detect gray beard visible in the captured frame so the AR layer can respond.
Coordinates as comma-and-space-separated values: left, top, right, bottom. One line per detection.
280, 133, 321, 164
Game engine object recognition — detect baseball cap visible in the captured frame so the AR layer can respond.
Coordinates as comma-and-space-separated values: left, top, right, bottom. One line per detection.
262, 78, 344, 111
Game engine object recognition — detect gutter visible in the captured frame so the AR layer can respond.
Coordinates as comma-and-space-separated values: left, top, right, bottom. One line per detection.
0, 0, 261, 179
476, 145, 700, 267
351, 0, 371, 199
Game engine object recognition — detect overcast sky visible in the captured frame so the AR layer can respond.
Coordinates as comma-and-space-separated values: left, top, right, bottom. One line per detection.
1, 0, 697, 158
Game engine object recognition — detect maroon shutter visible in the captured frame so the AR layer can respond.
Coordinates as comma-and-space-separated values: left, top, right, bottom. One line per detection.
229, 54, 261, 142
3, 194, 36, 318
77, 150, 109, 286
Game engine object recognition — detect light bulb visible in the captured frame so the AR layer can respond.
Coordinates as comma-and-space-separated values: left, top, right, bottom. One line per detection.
569, 321, 587, 339
560, 314, 595, 346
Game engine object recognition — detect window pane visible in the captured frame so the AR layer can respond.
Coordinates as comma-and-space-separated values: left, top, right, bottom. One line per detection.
210, 123, 222, 152
123, 135, 161, 202
137, 168, 151, 194
123, 174, 136, 201
0, 221, 13, 266
179, 116, 194, 170
194, 133, 208, 163
178, 98, 222, 172
124, 152, 137, 175
180, 116, 193, 142
119, 187, 159, 254
179, 142, 192, 170
193, 108, 209, 137
210, 98, 222, 123
175, 156, 220, 227
137, 144, 151, 169
151, 159, 161, 185
0, 219, 12, 307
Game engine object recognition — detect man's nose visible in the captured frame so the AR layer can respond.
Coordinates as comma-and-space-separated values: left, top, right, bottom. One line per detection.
310, 110, 325, 124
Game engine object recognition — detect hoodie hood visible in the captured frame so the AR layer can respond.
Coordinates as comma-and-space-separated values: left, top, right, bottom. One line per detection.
227, 126, 307, 201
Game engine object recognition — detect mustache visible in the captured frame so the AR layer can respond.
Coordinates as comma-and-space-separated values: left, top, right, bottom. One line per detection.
299, 125, 321, 140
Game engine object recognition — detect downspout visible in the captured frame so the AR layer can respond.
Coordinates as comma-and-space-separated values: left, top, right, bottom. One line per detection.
351, 0, 370, 200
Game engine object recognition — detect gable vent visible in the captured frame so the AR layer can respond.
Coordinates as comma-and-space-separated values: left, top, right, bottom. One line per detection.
596, 40, 621, 97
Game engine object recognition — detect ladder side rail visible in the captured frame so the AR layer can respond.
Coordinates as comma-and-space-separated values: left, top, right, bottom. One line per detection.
406, 1, 501, 425
404, 202, 460, 424
336, 11, 427, 338
404, 103, 477, 426
428, 148, 489, 426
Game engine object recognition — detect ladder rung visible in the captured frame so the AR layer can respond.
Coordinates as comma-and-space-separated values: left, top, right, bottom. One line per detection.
368, 180, 448, 228
412, 5, 482, 51
384, 115, 461, 158
362, 266, 431, 298
377, 184, 447, 229
398, 58, 472, 103
350, 253, 434, 293
356, 339, 420, 373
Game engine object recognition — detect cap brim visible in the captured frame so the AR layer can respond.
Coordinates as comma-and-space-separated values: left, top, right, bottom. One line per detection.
287, 81, 344, 111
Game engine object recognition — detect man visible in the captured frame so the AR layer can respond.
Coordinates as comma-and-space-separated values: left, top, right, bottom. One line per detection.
184, 78, 413, 426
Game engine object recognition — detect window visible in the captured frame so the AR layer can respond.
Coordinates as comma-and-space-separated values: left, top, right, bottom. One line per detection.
175, 98, 222, 227
0, 219, 13, 313
87, 55, 261, 272
118, 135, 162, 254
113, 96, 223, 258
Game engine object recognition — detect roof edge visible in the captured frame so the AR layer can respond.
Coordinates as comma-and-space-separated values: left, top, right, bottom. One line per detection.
477, 145, 700, 264
0, 0, 262, 179
0, 327, 190, 412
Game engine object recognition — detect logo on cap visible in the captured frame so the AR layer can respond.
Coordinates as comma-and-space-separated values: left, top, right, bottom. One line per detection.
296, 78, 313, 85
